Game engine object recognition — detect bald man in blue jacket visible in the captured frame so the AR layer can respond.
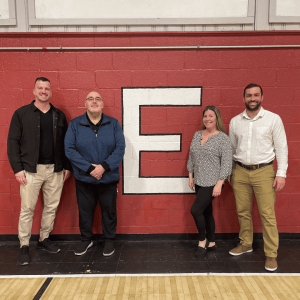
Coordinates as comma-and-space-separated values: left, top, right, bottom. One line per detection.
65, 91, 125, 257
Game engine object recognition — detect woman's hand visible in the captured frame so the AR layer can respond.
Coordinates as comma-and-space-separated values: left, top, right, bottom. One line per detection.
188, 173, 195, 191
212, 180, 224, 197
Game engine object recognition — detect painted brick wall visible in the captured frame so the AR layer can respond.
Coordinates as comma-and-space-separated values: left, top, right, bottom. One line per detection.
0, 32, 299, 236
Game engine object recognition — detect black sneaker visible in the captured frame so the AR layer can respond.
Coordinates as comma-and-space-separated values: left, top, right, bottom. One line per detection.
37, 238, 61, 253
103, 240, 115, 256
18, 245, 30, 266
74, 240, 93, 256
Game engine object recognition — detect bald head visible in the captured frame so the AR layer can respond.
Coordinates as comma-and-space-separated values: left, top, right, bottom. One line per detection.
86, 91, 101, 100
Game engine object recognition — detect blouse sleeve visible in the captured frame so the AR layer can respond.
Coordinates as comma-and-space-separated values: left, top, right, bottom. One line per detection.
219, 135, 232, 180
187, 132, 197, 174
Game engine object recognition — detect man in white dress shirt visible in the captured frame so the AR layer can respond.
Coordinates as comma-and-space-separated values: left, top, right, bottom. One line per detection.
228, 83, 288, 272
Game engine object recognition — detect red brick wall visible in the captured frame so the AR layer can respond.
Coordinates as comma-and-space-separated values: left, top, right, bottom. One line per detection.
0, 31, 299, 235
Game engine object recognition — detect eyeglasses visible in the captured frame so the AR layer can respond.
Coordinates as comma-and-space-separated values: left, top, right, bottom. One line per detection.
86, 97, 102, 102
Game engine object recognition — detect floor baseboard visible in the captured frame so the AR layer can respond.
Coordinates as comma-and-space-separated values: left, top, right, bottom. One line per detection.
1, 232, 300, 242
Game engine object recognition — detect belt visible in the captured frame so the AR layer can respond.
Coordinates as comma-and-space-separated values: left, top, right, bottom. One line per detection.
236, 161, 273, 171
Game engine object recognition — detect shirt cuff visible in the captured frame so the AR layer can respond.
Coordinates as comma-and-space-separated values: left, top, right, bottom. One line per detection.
14, 164, 24, 174
101, 162, 110, 172
276, 170, 287, 178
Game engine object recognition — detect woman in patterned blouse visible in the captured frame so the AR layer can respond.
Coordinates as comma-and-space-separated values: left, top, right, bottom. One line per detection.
187, 105, 232, 257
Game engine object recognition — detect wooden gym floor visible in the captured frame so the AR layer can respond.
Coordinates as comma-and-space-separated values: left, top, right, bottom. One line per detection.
2, 274, 300, 299
1, 239, 300, 299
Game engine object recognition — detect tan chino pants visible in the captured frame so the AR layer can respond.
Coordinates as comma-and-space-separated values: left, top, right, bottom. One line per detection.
231, 164, 278, 257
19, 164, 64, 246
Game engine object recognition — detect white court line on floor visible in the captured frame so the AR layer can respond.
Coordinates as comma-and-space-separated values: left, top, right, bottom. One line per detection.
1, 273, 300, 279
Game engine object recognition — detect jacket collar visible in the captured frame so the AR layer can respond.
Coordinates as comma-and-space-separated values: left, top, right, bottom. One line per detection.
79, 112, 110, 126
30, 100, 58, 113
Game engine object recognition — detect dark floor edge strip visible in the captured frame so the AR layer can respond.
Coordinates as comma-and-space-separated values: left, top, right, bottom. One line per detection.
2, 232, 300, 241
32, 277, 53, 300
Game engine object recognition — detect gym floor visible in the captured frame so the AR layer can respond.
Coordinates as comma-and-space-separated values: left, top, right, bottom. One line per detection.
1, 239, 300, 299
1, 239, 300, 276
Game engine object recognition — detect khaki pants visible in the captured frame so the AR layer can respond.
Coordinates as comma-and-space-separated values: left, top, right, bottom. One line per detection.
232, 164, 278, 257
19, 165, 64, 246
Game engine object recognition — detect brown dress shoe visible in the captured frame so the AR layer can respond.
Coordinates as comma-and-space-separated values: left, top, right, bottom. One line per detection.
229, 243, 253, 256
265, 257, 278, 271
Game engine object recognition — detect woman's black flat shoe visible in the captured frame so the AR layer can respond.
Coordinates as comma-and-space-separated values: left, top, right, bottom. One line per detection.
195, 239, 210, 257
195, 246, 206, 257
207, 245, 217, 251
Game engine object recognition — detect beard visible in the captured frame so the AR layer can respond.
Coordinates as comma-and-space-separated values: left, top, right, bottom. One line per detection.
245, 101, 261, 111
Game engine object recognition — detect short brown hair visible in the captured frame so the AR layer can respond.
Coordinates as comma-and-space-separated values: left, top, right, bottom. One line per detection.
35, 77, 50, 85
244, 83, 263, 96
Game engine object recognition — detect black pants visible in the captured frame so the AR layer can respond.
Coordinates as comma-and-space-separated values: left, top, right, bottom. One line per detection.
75, 179, 117, 241
190, 185, 215, 242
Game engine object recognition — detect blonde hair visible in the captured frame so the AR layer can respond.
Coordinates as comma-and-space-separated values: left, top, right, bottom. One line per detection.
201, 105, 227, 134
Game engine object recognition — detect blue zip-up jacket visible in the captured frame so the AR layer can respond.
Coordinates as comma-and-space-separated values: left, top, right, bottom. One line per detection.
64, 113, 125, 184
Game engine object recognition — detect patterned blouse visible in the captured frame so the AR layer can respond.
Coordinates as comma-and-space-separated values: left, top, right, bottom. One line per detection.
187, 130, 232, 187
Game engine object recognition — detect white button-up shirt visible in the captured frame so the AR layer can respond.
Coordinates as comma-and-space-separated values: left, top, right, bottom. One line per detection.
229, 107, 288, 178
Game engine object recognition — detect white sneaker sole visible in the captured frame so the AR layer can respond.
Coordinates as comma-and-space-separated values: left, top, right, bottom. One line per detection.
17, 261, 29, 266
229, 249, 253, 256
103, 248, 115, 257
265, 265, 278, 271
74, 241, 93, 256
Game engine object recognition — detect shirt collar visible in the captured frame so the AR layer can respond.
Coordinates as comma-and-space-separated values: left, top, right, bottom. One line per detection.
31, 100, 39, 111
86, 112, 102, 126
30, 100, 55, 112
242, 107, 265, 120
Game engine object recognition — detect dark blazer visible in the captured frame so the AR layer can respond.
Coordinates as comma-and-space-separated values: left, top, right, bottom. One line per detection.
7, 101, 71, 174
